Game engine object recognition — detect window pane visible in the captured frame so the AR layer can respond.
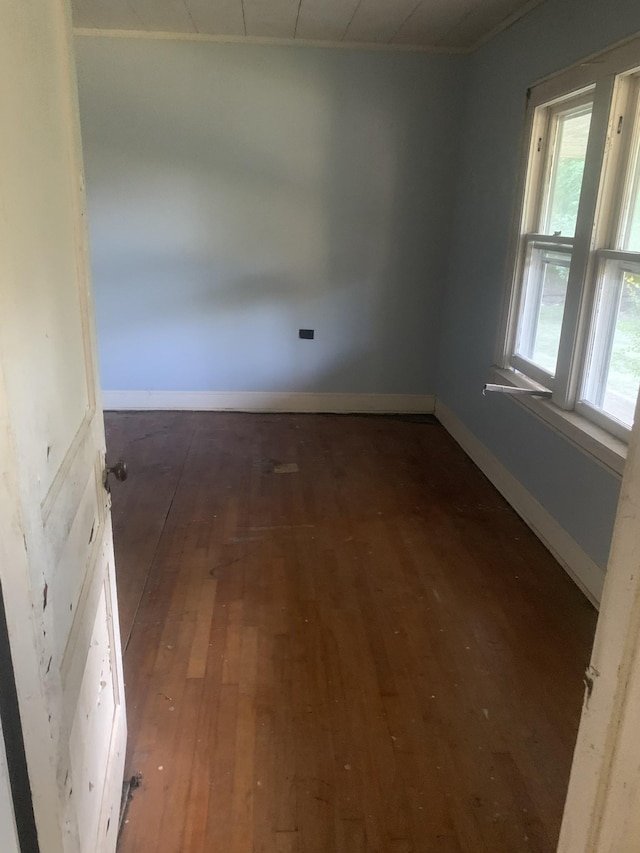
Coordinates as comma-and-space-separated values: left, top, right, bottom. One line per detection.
516, 247, 570, 374
583, 261, 640, 427
543, 104, 592, 237
620, 129, 640, 250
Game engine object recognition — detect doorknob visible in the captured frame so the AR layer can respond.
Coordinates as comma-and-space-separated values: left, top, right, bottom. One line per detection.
104, 459, 128, 490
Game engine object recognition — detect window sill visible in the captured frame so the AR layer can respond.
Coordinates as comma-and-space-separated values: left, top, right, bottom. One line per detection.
490, 367, 627, 477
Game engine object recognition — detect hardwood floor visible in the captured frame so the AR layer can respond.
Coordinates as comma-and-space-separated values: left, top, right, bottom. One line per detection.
106, 412, 597, 853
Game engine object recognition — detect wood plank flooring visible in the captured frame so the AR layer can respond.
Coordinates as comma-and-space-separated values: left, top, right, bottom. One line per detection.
106, 412, 597, 853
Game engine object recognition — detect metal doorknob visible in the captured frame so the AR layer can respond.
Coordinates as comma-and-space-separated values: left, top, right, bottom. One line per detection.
104, 459, 128, 487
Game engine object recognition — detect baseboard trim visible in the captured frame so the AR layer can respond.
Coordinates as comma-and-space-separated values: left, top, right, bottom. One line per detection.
102, 390, 436, 414
435, 400, 605, 607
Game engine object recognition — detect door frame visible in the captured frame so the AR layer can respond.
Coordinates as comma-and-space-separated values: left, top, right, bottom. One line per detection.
559, 391, 640, 851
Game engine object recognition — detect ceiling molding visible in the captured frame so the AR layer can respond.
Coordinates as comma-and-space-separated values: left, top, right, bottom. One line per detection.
72, 26, 469, 54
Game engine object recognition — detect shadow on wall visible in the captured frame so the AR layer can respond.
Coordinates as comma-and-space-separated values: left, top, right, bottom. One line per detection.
78, 40, 462, 394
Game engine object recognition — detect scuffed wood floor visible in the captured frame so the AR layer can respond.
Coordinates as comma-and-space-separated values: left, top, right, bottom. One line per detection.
106, 412, 597, 853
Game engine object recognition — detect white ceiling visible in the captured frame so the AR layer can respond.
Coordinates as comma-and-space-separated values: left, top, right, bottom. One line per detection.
71, 0, 545, 51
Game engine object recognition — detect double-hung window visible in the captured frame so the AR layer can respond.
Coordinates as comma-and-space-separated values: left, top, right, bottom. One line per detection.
499, 37, 640, 454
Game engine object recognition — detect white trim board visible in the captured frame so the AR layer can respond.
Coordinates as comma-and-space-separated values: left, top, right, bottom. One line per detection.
73, 27, 464, 54
102, 390, 436, 414
435, 400, 605, 607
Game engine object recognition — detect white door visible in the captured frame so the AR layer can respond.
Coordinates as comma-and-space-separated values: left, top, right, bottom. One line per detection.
558, 392, 640, 849
0, 1, 126, 851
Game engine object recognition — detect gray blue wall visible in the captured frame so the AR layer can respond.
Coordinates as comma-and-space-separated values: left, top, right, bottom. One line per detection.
437, 0, 640, 570
75, 38, 465, 395
76, 2, 640, 581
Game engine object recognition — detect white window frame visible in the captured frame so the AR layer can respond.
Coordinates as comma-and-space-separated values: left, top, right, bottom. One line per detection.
496, 34, 640, 475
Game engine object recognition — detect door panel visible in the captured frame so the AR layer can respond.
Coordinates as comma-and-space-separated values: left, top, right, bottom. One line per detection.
68, 565, 121, 851
2, 9, 96, 502
0, 1, 126, 851
43, 420, 105, 672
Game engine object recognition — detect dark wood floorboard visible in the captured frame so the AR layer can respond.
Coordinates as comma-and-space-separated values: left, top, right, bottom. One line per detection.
105, 412, 597, 853
106, 411, 195, 648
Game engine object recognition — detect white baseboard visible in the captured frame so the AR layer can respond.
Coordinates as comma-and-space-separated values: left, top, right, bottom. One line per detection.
435, 400, 605, 607
101, 390, 436, 414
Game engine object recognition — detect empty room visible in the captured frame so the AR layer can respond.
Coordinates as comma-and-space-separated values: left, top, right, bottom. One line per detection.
3, 0, 640, 852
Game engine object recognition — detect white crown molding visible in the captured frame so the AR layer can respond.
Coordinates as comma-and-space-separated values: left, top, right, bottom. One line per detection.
102, 390, 436, 414
435, 399, 605, 607
73, 26, 467, 54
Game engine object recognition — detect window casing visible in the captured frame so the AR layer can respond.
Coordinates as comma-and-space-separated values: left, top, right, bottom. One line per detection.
500, 37, 640, 450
